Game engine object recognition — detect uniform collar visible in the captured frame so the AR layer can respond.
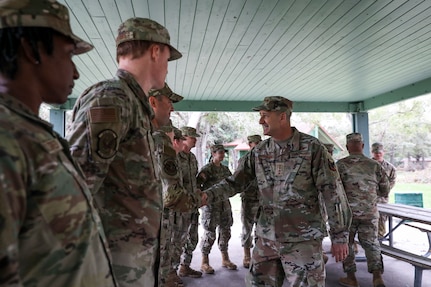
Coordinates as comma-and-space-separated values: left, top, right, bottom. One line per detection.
0, 93, 54, 130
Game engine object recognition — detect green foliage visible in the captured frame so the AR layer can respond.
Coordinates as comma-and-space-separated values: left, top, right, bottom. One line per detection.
369, 95, 431, 168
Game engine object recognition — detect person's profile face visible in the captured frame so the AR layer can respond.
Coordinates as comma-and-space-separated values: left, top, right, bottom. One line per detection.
39, 34, 79, 105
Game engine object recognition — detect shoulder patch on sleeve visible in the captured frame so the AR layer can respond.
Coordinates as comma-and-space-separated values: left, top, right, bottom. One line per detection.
163, 158, 178, 176
97, 129, 118, 159
89, 107, 119, 123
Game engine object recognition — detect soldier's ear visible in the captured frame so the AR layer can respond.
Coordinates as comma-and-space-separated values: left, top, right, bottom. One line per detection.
148, 96, 157, 108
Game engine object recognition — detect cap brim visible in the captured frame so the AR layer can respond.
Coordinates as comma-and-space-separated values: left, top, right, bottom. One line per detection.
171, 93, 184, 103
168, 46, 182, 61
252, 104, 267, 111
70, 34, 93, 55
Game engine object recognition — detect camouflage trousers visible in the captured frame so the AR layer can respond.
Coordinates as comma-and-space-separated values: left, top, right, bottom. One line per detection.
246, 237, 325, 287
159, 208, 174, 286
180, 211, 200, 266
343, 218, 384, 273
110, 233, 160, 287
170, 211, 196, 269
241, 198, 259, 248
378, 212, 388, 239
159, 209, 198, 285
200, 205, 233, 254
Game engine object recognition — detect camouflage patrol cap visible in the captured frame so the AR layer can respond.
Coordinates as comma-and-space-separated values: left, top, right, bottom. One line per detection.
180, 126, 200, 138
173, 127, 186, 140
247, 134, 262, 143
0, 0, 93, 55
116, 17, 182, 61
148, 82, 183, 103
210, 144, 227, 153
371, 142, 384, 153
324, 143, 334, 153
346, 132, 363, 142
252, 96, 293, 112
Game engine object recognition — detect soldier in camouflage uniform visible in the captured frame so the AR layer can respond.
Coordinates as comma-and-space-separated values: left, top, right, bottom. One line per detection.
337, 133, 390, 287
178, 127, 204, 279
198, 144, 238, 273
371, 142, 397, 239
66, 17, 181, 287
240, 135, 262, 268
0, 1, 117, 286
201, 96, 351, 287
148, 84, 196, 287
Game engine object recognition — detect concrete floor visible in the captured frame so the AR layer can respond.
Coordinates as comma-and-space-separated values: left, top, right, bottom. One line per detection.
179, 196, 431, 287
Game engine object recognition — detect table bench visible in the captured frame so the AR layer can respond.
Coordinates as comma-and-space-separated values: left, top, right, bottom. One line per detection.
378, 203, 431, 287
404, 222, 431, 257
380, 244, 431, 287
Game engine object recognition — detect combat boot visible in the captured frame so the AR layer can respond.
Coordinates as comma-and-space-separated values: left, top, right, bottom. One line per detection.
167, 269, 184, 287
243, 247, 251, 268
179, 264, 202, 278
372, 270, 385, 287
201, 254, 215, 274
339, 272, 359, 287
221, 251, 237, 270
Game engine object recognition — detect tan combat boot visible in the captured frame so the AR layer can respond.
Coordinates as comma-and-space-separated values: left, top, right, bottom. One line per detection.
178, 264, 202, 278
339, 272, 359, 287
167, 269, 184, 287
243, 247, 251, 268
372, 270, 385, 287
221, 251, 237, 270
201, 254, 215, 274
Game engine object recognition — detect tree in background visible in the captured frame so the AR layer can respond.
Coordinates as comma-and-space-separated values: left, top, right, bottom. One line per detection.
369, 95, 431, 170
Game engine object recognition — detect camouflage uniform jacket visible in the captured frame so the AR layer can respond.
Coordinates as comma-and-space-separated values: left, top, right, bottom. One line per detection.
178, 151, 200, 211
376, 159, 396, 203
205, 128, 351, 244
153, 130, 196, 212
197, 162, 232, 213
238, 151, 259, 202
337, 153, 390, 219
0, 94, 116, 287
66, 69, 162, 285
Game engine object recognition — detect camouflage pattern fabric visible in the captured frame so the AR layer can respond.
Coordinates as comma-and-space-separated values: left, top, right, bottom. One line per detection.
197, 162, 234, 254
376, 159, 396, 237
205, 128, 351, 243
0, 94, 116, 287
66, 69, 162, 287
0, 0, 93, 54
116, 17, 181, 61
239, 151, 260, 248
203, 128, 351, 286
152, 130, 196, 213
336, 153, 389, 273
152, 129, 197, 284
178, 151, 201, 266
246, 238, 325, 287
336, 154, 390, 220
